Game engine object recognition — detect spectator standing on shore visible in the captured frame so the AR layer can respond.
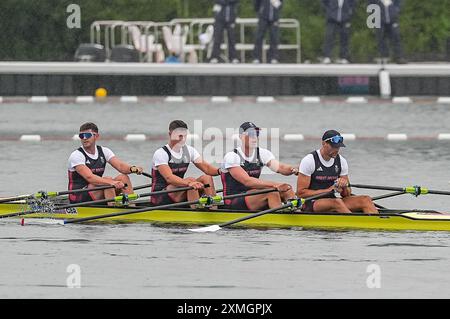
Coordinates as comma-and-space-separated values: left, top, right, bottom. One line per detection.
369, 0, 407, 64
321, 0, 356, 64
252, 0, 283, 64
210, 0, 240, 63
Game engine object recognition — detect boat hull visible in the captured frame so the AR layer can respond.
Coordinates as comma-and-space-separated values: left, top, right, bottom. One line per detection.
1, 203, 450, 231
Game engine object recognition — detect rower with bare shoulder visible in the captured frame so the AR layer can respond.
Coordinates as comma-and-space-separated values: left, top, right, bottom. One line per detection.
67, 122, 143, 204
296, 129, 378, 214
150, 120, 220, 208
221, 122, 297, 210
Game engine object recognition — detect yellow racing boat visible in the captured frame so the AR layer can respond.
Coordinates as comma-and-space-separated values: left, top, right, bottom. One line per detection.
1, 202, 450, 231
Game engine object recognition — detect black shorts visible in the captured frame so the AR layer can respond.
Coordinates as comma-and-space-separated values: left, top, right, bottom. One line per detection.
69, 190, 95, 204
301, 194, 337, 212
150, 192, 176, 206
301, 200, 316, 212
223, 197, 250, 211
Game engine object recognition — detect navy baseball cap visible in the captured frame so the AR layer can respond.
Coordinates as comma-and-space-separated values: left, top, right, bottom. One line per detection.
239, 122, 261, 134
322, 130, 346, 147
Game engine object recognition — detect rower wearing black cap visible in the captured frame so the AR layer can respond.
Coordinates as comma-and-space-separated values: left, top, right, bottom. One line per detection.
151, 120, 221, 208
220, 122, 298, 211
296, 130, 378, 214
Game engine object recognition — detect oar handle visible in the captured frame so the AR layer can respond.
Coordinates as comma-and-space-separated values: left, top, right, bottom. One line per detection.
133, 183, 152, 191
222, 188, 277, 200
59, 184, 127, 196
141, 172, 152, 179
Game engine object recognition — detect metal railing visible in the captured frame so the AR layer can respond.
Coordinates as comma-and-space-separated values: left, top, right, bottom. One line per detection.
89, 17, 301, 63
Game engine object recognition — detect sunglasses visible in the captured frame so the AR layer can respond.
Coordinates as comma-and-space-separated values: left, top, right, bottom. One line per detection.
324, 135, 344, 144
244, 129, 260, 137
78, 132, 96, 139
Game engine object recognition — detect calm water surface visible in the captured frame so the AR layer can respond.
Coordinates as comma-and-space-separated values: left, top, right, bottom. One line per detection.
0, 101, 449, 298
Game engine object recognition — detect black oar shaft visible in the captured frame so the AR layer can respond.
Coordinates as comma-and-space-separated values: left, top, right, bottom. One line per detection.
64, 199, 200, 224
220, 203, 292, 227
218, 190, 335, 228
0, 184, 186, 219
57, 185, 199, 209
58, 184, 116, 196
372, 191, 406, 201
350, 183, 450, 196
427, 190, 450, 195
64, 188, 277, 224
133, 183, 152, 191
350, 184, 402, 192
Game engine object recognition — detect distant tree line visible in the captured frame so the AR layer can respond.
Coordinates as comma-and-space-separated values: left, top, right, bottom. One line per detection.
0, 0, 448, 62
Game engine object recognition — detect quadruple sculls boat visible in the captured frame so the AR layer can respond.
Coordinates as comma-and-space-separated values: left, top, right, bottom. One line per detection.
1, 178, 450, 232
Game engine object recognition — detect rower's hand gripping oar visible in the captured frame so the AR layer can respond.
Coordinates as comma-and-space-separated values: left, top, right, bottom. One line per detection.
189, 190, 335, 233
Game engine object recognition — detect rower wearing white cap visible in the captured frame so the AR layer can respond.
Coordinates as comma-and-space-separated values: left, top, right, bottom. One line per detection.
296, 129, 378, 214
220, 122, 298, 210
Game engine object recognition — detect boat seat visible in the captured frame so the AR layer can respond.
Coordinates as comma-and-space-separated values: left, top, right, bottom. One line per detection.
110, 44, 140, 62
74, 43, 106, 62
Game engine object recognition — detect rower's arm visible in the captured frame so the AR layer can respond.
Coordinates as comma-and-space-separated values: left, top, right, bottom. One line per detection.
296, 173, 334, 198
193, 157, 220, 176
108, 157, 137, 174
157, 164, 193, 187
266, 159, 298, 176
229, 166, 278, 189
75, 165, 117, 186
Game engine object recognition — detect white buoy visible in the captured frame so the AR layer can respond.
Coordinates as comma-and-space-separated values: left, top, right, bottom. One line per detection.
379, 70, 391, 98
124, 134, 146, 141
256, 96, 275, 103
72, 134, 80, 140
392, 97, 412, 103
341, 133, 356, 141
120, 96, 138, 103
29, 96, 48, 103
76, 96, 94, 103
165, 96, 185, 103
283, 134, 305, 141
346, 97, 367, 103
211, 96, 230, 103
20, 135, 41, 142
387, 133, 408, 141
302, 96, 321, 103
0, 97, 3, 103
437, 97, 450, 104
437, 133, 450, 140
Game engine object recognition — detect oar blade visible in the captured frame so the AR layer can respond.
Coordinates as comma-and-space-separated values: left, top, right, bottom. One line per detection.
21, 218, 65, 226
188, 225, 222, 233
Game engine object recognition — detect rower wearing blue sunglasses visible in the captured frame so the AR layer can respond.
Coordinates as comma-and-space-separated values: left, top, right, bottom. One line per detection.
296, 130, 378, 214
67, 122, 143, 204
